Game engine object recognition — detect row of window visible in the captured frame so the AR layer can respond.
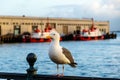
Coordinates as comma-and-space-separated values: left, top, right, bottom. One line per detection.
21, 23, 44, 25
57, 23, 92, 26
0, 22, 108, 27
58, 23, 108, 26
97, 24, 108, 26
0, 22, 44, 25
0, 22, 9, 25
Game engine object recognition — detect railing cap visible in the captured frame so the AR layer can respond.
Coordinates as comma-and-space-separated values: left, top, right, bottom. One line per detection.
26, 53, 37, 68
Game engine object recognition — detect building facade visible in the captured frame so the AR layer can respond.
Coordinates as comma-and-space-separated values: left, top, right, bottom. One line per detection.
0, 16, 110, 36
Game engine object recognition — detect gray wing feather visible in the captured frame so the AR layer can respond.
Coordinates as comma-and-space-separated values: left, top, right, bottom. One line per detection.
62, 47, 74, 63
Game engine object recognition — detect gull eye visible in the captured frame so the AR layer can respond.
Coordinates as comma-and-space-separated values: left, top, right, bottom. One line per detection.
53, 33, 55, 35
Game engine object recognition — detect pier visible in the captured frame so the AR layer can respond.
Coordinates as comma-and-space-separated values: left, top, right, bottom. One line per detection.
0, 53, 119, 80
0, 34, 22, 43
0, 32, 117, 43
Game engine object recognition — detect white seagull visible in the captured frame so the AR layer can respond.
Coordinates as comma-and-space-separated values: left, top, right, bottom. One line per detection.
48, 29, 77, 76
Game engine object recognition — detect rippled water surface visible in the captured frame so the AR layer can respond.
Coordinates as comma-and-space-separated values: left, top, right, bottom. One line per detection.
0, 33, 120, 78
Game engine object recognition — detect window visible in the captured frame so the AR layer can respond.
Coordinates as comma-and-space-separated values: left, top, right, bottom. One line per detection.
51, 23, 56, 29
14, 25, 21, 35
98, 24, 107, 26
3, 22, 5, 25
63, 26, 68, 34
32, 26, 38, 32
76, 26, 81, 30
40, 23, 44, 25
22, 23, 24, 25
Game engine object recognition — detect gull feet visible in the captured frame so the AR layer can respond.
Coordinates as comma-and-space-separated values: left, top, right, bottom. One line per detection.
56, 74, 64, 77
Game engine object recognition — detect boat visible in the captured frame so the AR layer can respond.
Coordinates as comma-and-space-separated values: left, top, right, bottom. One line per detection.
31, 28, 51, 42
22, 28, 51, 42
23, 18, 105, 42
22, 21, 52, 42
79, 19, 104, 41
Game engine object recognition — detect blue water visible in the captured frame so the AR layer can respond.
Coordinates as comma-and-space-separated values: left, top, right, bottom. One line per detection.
0, 33, 120, 79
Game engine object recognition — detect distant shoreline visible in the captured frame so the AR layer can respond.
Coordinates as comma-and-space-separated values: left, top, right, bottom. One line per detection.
110, 31, 120, 32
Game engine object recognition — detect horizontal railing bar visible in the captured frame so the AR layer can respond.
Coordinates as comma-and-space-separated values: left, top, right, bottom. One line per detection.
0, 72, 27, 80
34, 74, 120, 80
0, 72, 119, 80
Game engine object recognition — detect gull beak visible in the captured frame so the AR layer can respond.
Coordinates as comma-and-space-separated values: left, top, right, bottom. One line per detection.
46, 36, 51, 39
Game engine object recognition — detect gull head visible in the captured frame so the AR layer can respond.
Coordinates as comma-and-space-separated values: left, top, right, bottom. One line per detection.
49, 29, 60, 41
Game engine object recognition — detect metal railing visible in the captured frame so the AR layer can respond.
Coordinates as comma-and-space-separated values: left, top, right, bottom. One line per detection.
0, 53, 119, 80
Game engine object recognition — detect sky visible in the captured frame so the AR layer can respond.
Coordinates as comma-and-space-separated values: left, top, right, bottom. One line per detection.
0, 0, 120, 31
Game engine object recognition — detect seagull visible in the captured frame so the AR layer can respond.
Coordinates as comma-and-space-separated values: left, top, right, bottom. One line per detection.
48, 29, 77, 76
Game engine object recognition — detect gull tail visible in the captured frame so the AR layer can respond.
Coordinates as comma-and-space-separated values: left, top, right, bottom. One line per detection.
69, 63, 77, 68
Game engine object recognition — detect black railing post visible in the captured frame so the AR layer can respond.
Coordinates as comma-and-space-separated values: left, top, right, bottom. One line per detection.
26, 53, 37, 80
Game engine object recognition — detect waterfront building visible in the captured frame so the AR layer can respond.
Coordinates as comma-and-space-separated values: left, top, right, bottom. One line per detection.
0, 15, 109, 36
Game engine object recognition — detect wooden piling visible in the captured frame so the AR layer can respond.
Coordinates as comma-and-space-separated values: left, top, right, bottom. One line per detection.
0, 34, 22, 43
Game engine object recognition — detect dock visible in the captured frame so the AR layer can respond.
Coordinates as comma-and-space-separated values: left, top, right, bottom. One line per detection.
0, 32, 117, 43
0, 34, 22, 43
0, 53, 119, 80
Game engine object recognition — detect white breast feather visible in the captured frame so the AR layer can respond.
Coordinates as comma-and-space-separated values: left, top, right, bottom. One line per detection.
49, 45, 70, 64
